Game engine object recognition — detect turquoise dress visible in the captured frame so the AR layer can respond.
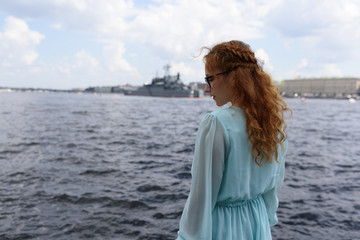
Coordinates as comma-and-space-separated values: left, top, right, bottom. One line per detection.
176, 106, 287, 240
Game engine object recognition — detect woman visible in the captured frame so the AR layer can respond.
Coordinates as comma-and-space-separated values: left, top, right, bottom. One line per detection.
176, 40, 291, 240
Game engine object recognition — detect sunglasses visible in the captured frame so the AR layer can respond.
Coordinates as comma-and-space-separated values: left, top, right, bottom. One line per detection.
204, 67, 237, 88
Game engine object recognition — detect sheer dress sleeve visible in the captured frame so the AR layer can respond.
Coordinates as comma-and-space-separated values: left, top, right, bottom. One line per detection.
176, 114, 227, 240
262, 140, 288, 226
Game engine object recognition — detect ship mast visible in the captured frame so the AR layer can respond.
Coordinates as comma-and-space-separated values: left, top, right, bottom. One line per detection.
163, 64, 171, 76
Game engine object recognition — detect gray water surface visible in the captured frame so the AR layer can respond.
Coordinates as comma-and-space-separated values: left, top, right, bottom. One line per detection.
0, 92, 359, 240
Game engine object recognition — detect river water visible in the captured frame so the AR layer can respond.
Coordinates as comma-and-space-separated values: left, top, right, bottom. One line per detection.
0, 92, 359, 240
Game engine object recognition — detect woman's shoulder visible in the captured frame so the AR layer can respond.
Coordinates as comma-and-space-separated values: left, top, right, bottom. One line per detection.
210, 106, 244, 120
202, 106, 246, 128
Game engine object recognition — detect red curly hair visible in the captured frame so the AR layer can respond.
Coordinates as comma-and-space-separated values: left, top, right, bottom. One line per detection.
203, 40, 291, 166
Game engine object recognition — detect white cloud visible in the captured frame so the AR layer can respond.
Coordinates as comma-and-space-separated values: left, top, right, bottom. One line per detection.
282, 62, 343, 80
126, 0, 271, 57
0, 0, 273, 55
50, 23, 63, 30
298, 58, 308, 68
0, 0, 359, 88
0, 0, 280, 72
74, 50, 99, 72
255, 48, 274, 73
54, 0, 87, 11
0, 16, 44, 66
51, 50, 100, 76
318, 63, 343, 77
103, 41, 136, 73
171, 61, 202, 81
22, 50, 39, 65
267, 0, 360, 61
0, 0, 135, 33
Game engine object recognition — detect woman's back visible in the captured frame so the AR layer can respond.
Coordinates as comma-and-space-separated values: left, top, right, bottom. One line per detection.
213, 106, 286, 202
212, 107, 286, 239
177, 106, 287, 240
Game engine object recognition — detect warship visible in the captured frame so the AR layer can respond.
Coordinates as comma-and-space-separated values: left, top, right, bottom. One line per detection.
124, 65, 196, 97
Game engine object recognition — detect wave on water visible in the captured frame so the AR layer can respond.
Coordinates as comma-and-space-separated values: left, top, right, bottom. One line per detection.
0, 93, 359, 239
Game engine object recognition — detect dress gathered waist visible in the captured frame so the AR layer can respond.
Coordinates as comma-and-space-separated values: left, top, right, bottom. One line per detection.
215, 195, 262, 208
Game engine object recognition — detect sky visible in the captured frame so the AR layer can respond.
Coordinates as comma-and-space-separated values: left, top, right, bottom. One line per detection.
0, 0, 359, 90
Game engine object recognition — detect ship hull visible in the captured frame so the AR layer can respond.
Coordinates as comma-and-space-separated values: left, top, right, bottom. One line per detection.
124, 85, 193, 97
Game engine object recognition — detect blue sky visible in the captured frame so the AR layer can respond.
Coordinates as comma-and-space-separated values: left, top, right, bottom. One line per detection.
0, 0, 359, 89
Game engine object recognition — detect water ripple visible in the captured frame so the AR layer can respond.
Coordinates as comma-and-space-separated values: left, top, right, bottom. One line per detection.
0, 94, 359, 239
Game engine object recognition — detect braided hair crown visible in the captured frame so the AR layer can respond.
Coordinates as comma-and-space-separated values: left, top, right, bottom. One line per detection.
205, 40, 262, 71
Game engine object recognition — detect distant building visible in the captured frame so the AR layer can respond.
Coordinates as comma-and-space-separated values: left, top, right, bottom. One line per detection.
280, 77, 360, 98
84, 86, 112, 93
189, 82, 206, 97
